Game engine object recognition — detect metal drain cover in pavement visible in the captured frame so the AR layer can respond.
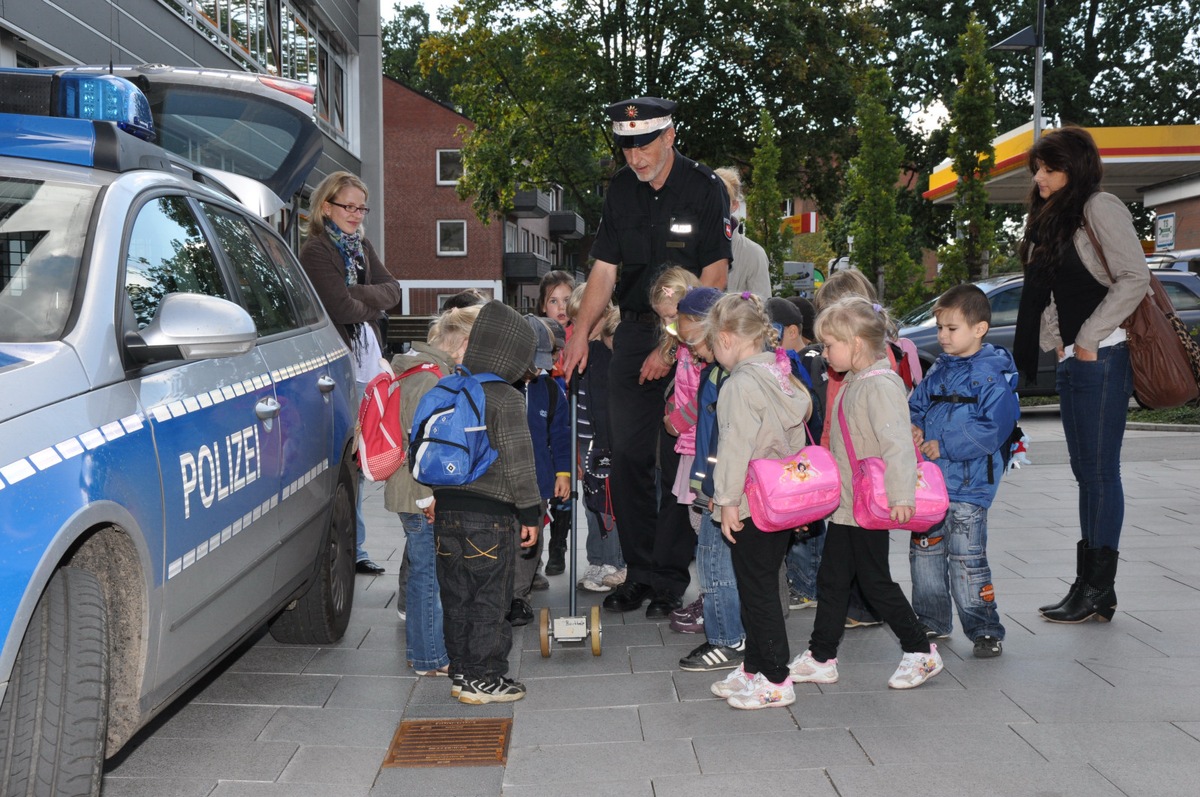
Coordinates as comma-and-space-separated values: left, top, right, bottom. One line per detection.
382, 718, 513, 768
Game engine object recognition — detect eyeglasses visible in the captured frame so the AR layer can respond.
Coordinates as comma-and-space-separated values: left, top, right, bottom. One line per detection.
327, 201, 370, 215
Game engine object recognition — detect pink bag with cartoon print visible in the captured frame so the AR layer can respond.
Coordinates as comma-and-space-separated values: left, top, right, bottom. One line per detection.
837, 370, 948, 532
744, 436, 840, 532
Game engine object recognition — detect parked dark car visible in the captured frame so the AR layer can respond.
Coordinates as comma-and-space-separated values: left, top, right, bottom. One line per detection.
898, 271, 1200, 396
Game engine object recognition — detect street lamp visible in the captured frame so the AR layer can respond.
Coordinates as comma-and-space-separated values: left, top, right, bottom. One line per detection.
991, 0, 1046, 141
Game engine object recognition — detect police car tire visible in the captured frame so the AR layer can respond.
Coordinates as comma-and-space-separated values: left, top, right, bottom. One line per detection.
0, 567, 108, 797
268, 464, 356, 644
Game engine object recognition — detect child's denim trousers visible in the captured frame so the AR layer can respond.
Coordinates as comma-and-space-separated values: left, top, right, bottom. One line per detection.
909, 501, 1005, 641
696, 509, 744, 647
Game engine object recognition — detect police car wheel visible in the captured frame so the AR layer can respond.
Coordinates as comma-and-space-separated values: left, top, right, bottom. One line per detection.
0, 567, 108, 797
268, 464, 356, 644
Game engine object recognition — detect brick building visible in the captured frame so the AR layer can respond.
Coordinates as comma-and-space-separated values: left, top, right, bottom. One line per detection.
381, 77, 585, 316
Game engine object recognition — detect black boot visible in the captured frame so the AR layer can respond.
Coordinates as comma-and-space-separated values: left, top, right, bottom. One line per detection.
1042, 546, 1118, 624
544, 509, 570, 576
1038, 540, 1087, 615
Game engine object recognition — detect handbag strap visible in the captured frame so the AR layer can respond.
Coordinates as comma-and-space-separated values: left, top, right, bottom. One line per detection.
1081, 220, 1116, 283
836, 368, 928, 467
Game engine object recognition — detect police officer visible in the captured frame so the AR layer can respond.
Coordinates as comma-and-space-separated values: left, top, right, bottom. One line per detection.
562, 96, 732, 619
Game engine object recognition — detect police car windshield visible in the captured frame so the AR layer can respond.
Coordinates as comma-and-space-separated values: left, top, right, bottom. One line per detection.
0, 177, 96, 342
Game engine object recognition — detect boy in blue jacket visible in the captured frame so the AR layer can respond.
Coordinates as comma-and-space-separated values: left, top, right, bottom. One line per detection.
908, 285, 1019, 659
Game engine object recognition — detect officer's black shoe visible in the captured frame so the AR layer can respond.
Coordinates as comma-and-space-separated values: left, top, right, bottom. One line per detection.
507, 598, 534, 626
602, 581, 653, 613
646, 592, 683, 620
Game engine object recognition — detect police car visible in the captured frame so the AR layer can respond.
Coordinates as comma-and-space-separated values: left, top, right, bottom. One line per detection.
0, 68, 357, 794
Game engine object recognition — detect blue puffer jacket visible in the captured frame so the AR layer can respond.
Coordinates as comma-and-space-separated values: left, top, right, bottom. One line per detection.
908, 343, 1020, 509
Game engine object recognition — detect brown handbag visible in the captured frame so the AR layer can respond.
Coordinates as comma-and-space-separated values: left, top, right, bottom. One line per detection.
1084, 222, 1200, 409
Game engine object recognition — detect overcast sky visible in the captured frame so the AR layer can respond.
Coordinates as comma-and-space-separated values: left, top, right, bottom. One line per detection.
381, 1, 449, 28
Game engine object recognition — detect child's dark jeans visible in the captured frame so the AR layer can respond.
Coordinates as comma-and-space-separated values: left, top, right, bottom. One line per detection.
435, 509, 517, 680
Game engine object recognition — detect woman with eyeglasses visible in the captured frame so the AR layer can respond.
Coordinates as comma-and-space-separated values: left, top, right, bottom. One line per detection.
300, 170, 401, 576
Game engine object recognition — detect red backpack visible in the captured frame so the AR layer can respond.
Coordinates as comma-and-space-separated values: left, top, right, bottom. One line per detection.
356, 362, 443, 481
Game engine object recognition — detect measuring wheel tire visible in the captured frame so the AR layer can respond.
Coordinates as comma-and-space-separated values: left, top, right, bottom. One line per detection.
590, 605, 602, 656
539, 607, 552, 658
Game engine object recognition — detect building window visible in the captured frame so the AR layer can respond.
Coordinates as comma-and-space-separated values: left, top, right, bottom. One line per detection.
504, 222, 517, 253
780, 198, 795, 217
437, 150, 463, 185
438, 221, 467, 256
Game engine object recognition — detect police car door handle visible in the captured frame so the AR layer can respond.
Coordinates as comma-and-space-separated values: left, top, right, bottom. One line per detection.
255, 397, 281, 420
317, 375, 336, 393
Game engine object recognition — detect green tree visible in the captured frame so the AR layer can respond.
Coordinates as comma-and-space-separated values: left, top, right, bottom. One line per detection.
418, 0, 880, 226
744, 110, 789, 287
936, 14, 997, 289
844, 68, 922, 313
382, 3, 454, 102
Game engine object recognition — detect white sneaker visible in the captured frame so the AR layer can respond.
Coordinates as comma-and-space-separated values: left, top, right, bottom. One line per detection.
601, 566, 627, 587
788, 650, 838, 683
725, 672, 796, 710
583, 564, 618, 592
577, 564, 603, 590
888, 644, 944, 689
710, 665, 754, 698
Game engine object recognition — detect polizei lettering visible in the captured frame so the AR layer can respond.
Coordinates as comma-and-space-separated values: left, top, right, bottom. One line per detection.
179, 426, 262, 519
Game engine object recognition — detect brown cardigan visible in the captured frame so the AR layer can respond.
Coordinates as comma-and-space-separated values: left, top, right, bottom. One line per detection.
298, 233, 402, 349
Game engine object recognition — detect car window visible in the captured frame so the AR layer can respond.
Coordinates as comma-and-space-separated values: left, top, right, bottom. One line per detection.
124, 196, 229, 330
1161, 280, 1200, 312
198, 202, 299, 337
989, 286, 1022, 326
256, 231, 323, 327
0, 177, 96, 342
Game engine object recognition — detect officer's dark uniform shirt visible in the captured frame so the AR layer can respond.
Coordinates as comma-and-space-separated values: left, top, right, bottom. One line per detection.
589, 150, 733, 314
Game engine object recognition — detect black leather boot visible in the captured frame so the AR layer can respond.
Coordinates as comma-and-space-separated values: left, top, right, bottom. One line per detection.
1039, 540, 1087, 615
1042, 546, 1118, 623
544, 508, 570, 575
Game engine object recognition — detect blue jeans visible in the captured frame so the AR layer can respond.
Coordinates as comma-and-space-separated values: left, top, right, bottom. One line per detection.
435, 510, 516, 680
696, 510, 744, 647
353, 380, 369, 561
909, 502, 1005, 641
585, 509, 625, 568
1057, 344, 1132, 550
785, 521, 826, 599
399, 512, 449, 670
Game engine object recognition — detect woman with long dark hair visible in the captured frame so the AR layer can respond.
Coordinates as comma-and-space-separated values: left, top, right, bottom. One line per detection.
1013, 127, 1148, 623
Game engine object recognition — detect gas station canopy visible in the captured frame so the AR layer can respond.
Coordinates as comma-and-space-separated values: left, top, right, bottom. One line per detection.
924, 123, 1200, 205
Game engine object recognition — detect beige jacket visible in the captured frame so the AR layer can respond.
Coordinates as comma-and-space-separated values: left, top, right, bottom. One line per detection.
1039, 192, 1149, 353
828, 359, 915, 526
382, 342, 456, 514
713, 351, 812, 520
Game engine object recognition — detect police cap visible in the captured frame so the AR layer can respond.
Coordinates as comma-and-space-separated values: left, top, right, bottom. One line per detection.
605, 96, 677, 148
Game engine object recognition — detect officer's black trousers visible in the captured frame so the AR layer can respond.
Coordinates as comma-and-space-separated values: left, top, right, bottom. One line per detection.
606, 320, 693, 597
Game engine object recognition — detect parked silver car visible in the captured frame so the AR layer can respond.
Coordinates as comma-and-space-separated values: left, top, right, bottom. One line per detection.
899, 271, 1200, 396
0, 68, 356, 796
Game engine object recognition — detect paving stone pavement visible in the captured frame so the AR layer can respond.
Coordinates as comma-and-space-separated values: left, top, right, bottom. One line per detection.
101, 408, 1200, 796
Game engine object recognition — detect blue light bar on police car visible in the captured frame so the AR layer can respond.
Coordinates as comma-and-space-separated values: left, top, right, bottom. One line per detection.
0, 68, 154, 142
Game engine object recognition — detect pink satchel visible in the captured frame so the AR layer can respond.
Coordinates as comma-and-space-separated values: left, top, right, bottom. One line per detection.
744, 424, 840, 532
837, 371, 948, 532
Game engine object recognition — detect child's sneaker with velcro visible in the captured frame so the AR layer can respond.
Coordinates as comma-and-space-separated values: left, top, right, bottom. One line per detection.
710, 665, 754, 698
725, 672, 795, 710
887, 644, 943, 689
457, 676, 527, 704
788, 650, 838, 683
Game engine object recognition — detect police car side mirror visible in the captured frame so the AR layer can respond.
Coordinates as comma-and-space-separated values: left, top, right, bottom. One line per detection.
126, 292, 258, 364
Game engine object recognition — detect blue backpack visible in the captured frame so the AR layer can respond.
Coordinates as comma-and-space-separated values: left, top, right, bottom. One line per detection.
408, 365, 506, 486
